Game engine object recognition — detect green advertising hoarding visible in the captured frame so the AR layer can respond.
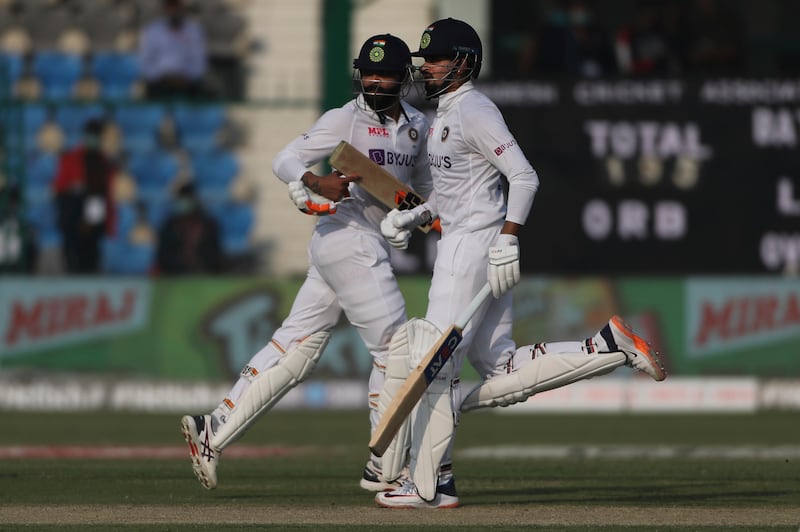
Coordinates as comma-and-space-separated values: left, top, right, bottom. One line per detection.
1, 276, 798, 380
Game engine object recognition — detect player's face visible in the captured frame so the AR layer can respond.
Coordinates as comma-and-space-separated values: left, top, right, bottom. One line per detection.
359, 71, 406, 112
419, 56, 460, 98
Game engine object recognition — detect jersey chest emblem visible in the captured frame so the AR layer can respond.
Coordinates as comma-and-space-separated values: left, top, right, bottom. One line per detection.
441, 126, 450, 141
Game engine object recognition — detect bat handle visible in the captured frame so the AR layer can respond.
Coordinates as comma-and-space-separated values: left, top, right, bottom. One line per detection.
454, 282, 493, 330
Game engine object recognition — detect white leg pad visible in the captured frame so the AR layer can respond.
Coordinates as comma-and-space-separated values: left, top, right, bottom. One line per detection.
378, 323, 411, 482
460, 351, 626, 412
410, 358, 455, 502
211, 331, 330, 450
379, 318, 442, 482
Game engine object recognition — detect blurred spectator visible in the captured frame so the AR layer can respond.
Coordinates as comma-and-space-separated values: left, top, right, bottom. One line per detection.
130, 200, 156, 246
615, 0, 689, 76
137, 0, 208, 100
0, 186, 38, 273
156, 182, 223, 274
53, 119, 117, 274
537, 0, 618, 78
684, 0, 745, 74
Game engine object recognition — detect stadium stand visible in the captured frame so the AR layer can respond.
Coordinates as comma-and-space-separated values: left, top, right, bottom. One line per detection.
113, 103, 165, 153
32, 51, 83, 100
91, 51, 141, 101
172, 103, 225, 153
213, 200, 254, 257
54, 103, 105, 147
189, 148, 238, 205
1, 0, 253, 274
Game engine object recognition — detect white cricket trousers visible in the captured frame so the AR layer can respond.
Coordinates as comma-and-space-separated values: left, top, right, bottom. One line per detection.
222, 222, 407, 431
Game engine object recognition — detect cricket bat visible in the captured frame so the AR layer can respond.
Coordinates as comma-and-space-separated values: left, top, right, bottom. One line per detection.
329, 140, 436, 233
369, 282, 494, 457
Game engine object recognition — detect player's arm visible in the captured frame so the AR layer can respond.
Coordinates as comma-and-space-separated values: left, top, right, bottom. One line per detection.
463, 101, 540, 297
273, 108, 357, 215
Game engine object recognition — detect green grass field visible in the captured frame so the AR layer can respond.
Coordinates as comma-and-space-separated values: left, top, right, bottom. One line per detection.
1, 410, 799, 531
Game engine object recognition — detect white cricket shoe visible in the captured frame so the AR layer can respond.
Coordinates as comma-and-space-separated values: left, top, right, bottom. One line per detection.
606, 315, 667, 381
375, 477, 460, 509
180, 414, 219, 490
359, 459, 407, 492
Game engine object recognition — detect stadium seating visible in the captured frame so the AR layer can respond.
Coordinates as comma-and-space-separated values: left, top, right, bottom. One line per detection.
55, 103, 106, 147
25, 196, 61, 248
127, 149, 180, 205
2, 0, 253, 273
24, 151, 57, 205
91, 51, 140, 101
190, 148, 239, 204
172, 104, 225, 153
15, 103, 50, 153
212, 201, 254, 256
101, 236, 155, 275
32, 51, 84, 100
113, 104, 165, 153
114, 201, 138, 238
0, 51, 23, 94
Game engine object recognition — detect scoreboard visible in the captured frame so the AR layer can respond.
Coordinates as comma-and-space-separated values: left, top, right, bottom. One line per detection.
481, 78, 800, 274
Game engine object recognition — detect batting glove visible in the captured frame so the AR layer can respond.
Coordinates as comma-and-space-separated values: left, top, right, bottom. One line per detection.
288, 180, 337, 216
488, 234, 520, 298
380, 208, 419, 250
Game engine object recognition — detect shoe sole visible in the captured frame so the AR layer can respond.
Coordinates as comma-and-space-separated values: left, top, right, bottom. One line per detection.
376, 499, 460, 509
180, 416, 217, 490
610, 316, 667, 382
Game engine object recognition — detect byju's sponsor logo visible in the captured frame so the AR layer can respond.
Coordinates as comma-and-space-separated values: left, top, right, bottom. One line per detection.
369, 149, 386, 165
370, 149, 416, 167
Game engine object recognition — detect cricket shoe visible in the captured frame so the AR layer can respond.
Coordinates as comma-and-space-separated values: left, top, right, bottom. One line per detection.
375, 477, 460, 509
604, 315, 667, 381
359, 460, 408, 492
180, 414, 219, 490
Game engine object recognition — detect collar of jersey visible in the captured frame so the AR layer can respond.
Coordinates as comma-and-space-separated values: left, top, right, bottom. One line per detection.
436, 81, 475, 113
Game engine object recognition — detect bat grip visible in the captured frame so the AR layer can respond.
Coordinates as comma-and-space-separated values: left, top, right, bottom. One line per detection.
454, 283, 493, 330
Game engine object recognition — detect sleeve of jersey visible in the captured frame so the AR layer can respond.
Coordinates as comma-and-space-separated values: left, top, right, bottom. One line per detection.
462, 102, 540, 226
272, 108, 352, 184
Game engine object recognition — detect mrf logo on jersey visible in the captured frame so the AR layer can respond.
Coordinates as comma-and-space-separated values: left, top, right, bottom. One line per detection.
368, 149, 415, 167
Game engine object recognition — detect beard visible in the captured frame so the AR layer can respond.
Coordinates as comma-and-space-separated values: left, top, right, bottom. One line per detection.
422, 71, 453, 99
363, 90, 400, 112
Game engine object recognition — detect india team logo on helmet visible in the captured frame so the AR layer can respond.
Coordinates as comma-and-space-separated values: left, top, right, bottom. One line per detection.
369, 40, 386, 63
419, 31, 431, 50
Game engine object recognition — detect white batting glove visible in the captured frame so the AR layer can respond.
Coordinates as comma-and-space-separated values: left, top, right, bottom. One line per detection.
288, 180, 337, 215
488, 234, 520, 298
380, 208, 419, 250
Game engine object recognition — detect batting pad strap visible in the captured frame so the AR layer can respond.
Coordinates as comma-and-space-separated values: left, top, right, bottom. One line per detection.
460, 351, 626, 412
211, 331, 330, 450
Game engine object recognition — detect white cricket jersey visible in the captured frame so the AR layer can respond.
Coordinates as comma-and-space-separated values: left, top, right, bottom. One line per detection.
426, 81, 539, 235
273, 95, 431, 231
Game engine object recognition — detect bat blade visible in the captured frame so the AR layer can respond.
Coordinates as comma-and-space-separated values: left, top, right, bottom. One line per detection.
368, 283, 493, 457
329, 140, 433, 233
